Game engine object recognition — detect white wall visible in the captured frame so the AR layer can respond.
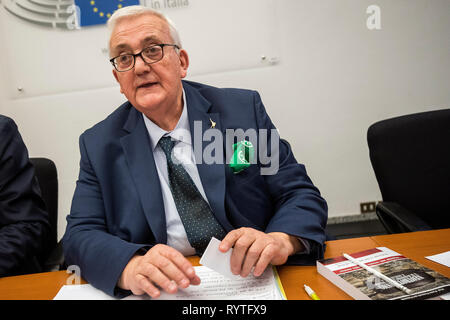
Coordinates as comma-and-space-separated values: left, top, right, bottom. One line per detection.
1, 0, 449, 240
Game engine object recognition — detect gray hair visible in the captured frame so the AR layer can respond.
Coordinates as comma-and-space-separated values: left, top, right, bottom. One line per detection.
107, 5, 182, 50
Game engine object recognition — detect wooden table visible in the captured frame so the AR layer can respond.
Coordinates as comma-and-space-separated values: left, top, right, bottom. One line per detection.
0, 229, 449, 300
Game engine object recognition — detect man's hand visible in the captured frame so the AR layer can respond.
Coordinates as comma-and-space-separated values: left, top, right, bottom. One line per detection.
219, 228, 302, 277
117, 244, 200, 298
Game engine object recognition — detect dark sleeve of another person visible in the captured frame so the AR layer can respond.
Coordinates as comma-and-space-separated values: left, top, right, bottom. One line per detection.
0, 115, 50, 276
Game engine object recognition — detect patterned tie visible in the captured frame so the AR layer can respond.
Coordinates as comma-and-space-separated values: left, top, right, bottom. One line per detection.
158, 136, 227, 255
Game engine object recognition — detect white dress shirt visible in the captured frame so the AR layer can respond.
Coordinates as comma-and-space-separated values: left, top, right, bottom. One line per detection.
142, 90, 206, 256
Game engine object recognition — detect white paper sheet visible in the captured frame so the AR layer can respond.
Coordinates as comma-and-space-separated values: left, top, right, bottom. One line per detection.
53, 266, 284, 300
199, 237, 240, 279
53, 284, 116, 300
123, 266, 284, 300
425, 251, 450, 268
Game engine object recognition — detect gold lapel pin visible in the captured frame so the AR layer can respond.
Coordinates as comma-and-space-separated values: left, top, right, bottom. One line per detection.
209, 118, 216, 129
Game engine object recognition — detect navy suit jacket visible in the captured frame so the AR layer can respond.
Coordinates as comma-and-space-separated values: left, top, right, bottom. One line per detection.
63, 81, 328, 296
0, 115, 50, 276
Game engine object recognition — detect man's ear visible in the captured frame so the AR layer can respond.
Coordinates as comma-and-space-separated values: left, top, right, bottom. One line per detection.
178, 49, 189, 78
112, 69, 124, 94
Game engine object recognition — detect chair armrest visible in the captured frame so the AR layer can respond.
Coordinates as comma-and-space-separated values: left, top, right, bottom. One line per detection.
376, 202, 431, 234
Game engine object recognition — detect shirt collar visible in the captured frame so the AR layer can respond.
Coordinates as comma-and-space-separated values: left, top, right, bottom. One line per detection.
142, 89, 192, 150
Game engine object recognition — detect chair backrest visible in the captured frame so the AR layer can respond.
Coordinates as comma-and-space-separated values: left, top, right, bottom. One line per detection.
367, 109, 450, 229
29, 158, 58, 262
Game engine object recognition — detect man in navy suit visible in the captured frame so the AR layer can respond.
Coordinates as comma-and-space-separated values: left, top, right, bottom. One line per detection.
0, 115, 50, 276
63, 6, 327, 298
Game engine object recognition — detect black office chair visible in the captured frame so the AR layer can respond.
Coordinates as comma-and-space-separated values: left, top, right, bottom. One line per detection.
30, 157, 64, 271
367, 109, 450, 234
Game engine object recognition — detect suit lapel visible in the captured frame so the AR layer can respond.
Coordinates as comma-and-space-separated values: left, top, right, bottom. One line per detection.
120, 107, 167, 244
184, 83, 234, 232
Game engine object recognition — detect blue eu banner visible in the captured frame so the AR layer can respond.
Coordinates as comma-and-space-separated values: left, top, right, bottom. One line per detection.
75, 0, 140, 27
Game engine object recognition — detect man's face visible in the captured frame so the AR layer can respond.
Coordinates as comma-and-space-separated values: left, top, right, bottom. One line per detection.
110, 14, 189, 115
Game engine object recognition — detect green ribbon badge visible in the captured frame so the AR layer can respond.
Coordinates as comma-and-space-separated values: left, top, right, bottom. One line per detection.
229, 140, 255, 174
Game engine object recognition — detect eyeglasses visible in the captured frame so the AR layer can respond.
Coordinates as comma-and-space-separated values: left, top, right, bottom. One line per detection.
109, 44, 180, 72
